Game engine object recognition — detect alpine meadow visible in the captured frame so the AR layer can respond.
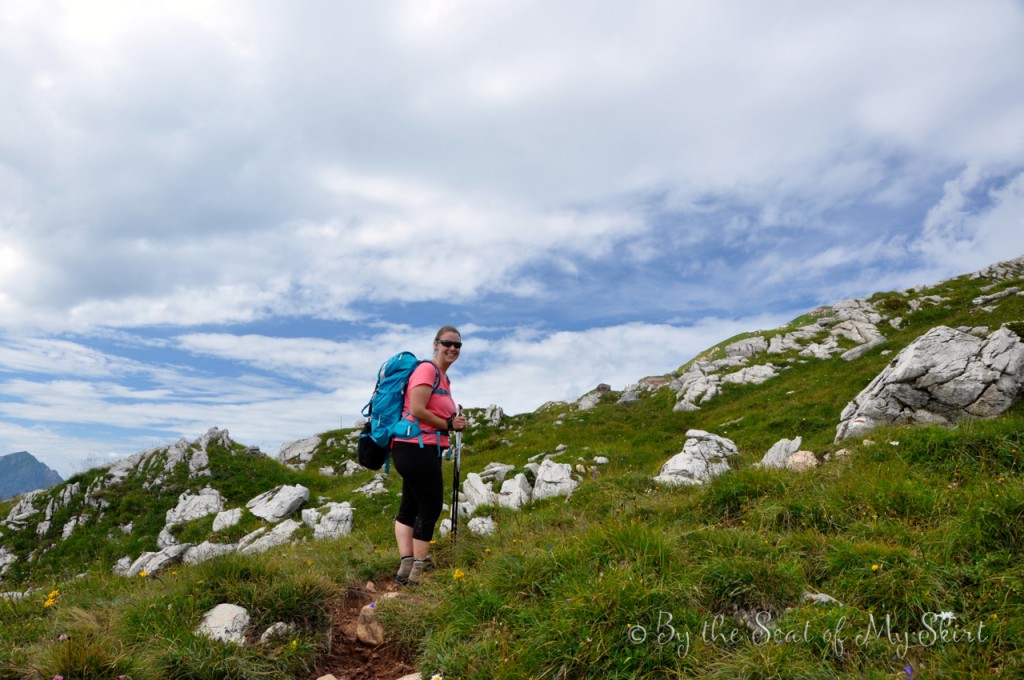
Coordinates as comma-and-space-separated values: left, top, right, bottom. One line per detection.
2, 256, 1024, 679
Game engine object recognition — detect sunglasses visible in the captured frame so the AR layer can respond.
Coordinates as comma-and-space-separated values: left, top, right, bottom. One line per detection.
437, 340, 463, 349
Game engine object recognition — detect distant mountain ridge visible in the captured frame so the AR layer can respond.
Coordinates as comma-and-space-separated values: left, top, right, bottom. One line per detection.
0, 451, 64, 501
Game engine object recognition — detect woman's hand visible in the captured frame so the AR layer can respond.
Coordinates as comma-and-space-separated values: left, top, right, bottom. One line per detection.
450, 413, 468, 431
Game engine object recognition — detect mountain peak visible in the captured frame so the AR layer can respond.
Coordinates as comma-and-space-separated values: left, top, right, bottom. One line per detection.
0, 451, 64, 501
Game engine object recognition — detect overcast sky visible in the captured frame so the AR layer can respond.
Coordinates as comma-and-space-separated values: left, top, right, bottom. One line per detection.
2, 0, 1023, 476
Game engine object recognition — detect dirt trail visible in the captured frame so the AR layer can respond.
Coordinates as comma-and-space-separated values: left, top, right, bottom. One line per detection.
308, 581, 417, 680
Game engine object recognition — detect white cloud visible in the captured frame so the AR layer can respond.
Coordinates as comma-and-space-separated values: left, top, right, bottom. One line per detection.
915, 167, 1024, 272
2, 1, 1023, 477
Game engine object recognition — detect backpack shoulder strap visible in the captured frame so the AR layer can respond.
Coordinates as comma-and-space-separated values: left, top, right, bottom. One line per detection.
419, 360, 447, 395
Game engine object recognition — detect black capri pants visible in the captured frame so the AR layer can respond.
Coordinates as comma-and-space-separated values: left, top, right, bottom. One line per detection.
391, 439, 445, 542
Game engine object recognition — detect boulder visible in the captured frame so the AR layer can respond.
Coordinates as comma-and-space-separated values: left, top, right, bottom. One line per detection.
468, 516, 497, 535
840, 337, 887, 362
157, 527, 178, 549
183, 541, 238, 566
246, 485, 309, 522
725, 335, 768, 358
128, 544, 192, 576
166, 487, 224, 526
531, 459, 579, 500
462, 473, 498, 507
577, 384, 611, 411
483, 404, 505, 426
0, 547, 17, 577
756, 437, 803, 469
213, 508, 242, 532
786, 451, 819, 471
496, 473, 533, 510
238, 519, 302, 555
973, 286, 1020, 307
305, 502, 354, 540
112, 556, 132, 576
654, 430, 738, 486
259, 622, 297, 645
721, 364, 778, 385
197, 603, 250, 645
277, 436, 321, 468
478, 462, 515, 484
836, 326, 1024, 441
354, 475, 387, 497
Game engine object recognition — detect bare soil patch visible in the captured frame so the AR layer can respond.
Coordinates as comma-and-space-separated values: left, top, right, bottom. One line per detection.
308, 581, 417, 680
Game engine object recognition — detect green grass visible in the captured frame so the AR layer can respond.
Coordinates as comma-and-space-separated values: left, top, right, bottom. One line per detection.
3, 263, 1024, 677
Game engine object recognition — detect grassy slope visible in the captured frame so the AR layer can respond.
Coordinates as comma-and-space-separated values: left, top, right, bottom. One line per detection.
2, 268, 1023, 678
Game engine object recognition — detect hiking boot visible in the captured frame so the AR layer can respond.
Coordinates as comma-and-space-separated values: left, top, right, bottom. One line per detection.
407, 559, 427, 585
395, 556, 414, 586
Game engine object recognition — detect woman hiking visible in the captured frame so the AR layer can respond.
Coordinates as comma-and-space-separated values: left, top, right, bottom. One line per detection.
392, 325, 468, 585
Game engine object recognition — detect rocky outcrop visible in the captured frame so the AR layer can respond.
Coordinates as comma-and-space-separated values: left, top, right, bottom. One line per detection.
836, 326, 1024, 441
238, 519, 302, 555
302, 502, 354, 540
654, 430, 738, 486
666, 298, 895, 411
277, 436, 321, 469
246, 485, 309, 522
165, 487, 224, 526
576, 384, 612, 411
532, 459, 580, 500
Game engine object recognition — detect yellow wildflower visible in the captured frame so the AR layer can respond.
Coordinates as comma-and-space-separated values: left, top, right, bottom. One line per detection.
871, 564, 880, 571
139, 570, 148, 578
453, 568, 466, 581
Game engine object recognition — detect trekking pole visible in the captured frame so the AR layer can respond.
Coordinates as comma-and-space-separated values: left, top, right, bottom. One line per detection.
450, 405, 463, 543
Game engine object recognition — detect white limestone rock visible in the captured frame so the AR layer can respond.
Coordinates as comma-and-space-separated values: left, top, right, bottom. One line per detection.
112, 556, 132, 577
157, 527, 178, 549
532, 459, 579, 500
183, 541, 238, 566
841, 337, 887, 362
497, 473, 533, 510
213, 508, 242, 532
483, 404, 505, 426
197, 603, 250, 646
836, 326, 1024, 442
259, 621, 297, 645
722, 364, 779, 385
576, 384, 611, 411
307, 502, 354, 540
654, 430, 738, 487
725, 335, 768, 358
276, 436, 321, 469
238, 519, 301, 555
128, 544, 192, 576
166, 487, 225, 526
479, 462, 516, 484
0, 547, 17, 577
354, 475, 387, 497
467, 516, 497, 536
246, 485, 310, 522
756, 437, 803, 469
462, 473, 498, 507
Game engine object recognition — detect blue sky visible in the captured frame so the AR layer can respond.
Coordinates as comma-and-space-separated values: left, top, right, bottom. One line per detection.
2, 0, 1023, 477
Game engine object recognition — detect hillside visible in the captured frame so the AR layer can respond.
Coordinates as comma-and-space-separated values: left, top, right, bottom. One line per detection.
1, 256, 1023, 679
0, 452, 62, 502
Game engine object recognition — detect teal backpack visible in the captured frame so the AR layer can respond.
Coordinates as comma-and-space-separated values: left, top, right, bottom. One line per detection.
358, 352, 444, 471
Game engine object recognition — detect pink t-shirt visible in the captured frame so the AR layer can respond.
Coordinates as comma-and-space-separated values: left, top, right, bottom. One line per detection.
393, 362, 456, 447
